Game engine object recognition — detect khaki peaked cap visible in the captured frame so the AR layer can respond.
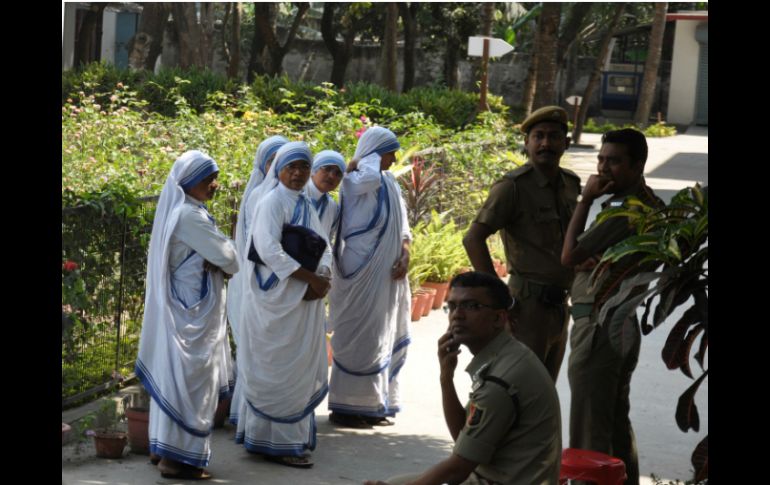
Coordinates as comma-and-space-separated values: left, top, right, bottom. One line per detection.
521, 106, 569, 134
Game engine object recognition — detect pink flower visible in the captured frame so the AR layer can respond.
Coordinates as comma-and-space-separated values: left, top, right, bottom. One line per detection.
63, 261, 79, 272
355, 127, 367, 139
360, 115, 368, 123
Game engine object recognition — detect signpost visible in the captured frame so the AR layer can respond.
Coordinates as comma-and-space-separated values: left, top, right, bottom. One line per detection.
467, 36, 514, 112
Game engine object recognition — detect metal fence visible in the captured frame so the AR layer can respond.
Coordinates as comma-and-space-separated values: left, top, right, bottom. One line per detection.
61, 195, 158, 408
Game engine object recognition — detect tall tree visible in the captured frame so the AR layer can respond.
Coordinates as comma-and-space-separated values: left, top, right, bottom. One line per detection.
416, 4, 482, 89
572, 4, 625, 144
398, 2, 417, 93
254, 2, 309, 76
128, 3, 170, 71
532, 2, 561, 108
321, 3, 356, 88
247, 2, 271, 82
222, 2, 242, 79
633, 3, 668, 126
382, 3, 399, 92
171, 3, 216, 69
74, 3, 107, 67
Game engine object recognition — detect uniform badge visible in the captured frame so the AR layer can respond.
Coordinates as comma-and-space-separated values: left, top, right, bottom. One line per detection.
466, 401, 485, 427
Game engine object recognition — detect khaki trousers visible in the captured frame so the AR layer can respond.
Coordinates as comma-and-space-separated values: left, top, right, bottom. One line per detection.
567, 314, 641, 485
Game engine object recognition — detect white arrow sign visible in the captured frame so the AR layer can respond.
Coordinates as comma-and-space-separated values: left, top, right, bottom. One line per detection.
467, 36, 514, 58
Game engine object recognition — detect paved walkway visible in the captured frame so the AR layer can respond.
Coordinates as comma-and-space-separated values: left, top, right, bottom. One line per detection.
62, 127, 708, 485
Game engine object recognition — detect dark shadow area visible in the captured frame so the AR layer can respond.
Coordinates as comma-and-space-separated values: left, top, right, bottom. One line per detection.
647, 153, 708, 184
62, 420, 455, 485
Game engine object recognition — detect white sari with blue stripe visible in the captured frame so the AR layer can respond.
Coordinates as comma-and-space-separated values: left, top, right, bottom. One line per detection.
328, 152, 412, 418
234, 183, 332, 457
136, 150, 239, 469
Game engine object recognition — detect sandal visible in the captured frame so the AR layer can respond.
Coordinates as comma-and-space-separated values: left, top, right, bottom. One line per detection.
329, 412, 373, 429
159, 460, 212, 480
265, 454, 314, 469
362, 416, 395, 426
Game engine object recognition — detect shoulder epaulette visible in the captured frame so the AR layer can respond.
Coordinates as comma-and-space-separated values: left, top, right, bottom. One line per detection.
504, 164, 533, 180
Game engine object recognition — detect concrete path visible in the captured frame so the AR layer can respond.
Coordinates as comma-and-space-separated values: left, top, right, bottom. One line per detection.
62, 127, 708, 485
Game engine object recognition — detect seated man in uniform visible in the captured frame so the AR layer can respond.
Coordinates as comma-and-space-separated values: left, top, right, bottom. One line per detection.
365, 271, 561, 485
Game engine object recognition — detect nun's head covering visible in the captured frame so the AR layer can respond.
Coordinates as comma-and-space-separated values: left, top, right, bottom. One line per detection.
146, 150, 218, 294
274, 141, 313, 175
353, 126, 400, 161
178, 151, 219, 191
255, 135, 289, 176
312, 150, 346, 175
235, 136, 289, 254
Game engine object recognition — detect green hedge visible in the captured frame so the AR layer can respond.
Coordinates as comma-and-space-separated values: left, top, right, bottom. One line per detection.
62, 63, 508, 129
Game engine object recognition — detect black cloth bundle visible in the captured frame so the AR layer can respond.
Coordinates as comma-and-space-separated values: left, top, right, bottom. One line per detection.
248, 224, 327, 272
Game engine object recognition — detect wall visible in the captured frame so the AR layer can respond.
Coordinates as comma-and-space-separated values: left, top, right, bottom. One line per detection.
667, 20, 700, 125
281, 40, 619, 115
100, 10, 117, 66
62, 3, 79, 70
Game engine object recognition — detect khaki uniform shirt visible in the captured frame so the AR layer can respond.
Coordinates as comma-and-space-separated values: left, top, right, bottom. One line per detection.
453, 332, 562, 485
571, 179, 663, 305
474, 163, 581, 289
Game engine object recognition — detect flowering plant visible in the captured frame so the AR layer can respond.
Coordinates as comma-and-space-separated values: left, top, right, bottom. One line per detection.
62, 260, 89, 352
355, 115, 370, 138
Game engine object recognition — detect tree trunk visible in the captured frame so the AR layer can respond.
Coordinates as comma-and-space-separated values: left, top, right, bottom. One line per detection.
521, 53, 539, 115
255, 2, 309, 76
556, 3, 592, 67
382, 3, 398, 91
171, 3, 215, 69
633, 3, 667, 126
247, 2, 269, 82
75, 4, 107, 67
572, 4, 625, 144
223, 3, 241, 79
445, 37, 460, 89
321, 3, 356, 88
128, 3, 169, 71
533, 2, 561, 108
399, 2, 416, 93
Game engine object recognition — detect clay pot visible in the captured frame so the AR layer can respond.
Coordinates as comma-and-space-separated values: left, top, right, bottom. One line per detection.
422, 281, 450, 309
410, 295, 423, 322
126, 407, 150, 454
418, 287, 437, 316
93, 430, 127, 459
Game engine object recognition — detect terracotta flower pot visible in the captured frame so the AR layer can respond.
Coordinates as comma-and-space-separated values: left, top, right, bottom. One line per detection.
126, 407, 150, 454
418, 287, 437, 316
410, 295, 423, 322
422, 281, 450, 309
93, 430, 127, 459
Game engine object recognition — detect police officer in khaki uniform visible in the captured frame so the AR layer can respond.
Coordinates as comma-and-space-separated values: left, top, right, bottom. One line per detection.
365, 272, 561, 485
561, 129, 664, 485
464, 106, 581, 382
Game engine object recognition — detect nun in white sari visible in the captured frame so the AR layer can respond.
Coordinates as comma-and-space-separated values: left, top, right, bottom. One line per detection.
227, 135, 288, 426
136, 150, 239, 480
328, 127, 412, 428
305, 149, 346, 240
234, 142, 332, 468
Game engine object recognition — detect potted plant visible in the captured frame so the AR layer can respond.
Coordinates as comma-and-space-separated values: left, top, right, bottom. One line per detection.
89, 400, 127, 459
126, 384, 151, 454
592, 185, 708, 483
407, 233, 432, 321
418, 211, 468, 308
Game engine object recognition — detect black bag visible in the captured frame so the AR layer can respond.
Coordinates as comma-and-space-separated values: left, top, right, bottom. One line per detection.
248, 224, 327, 272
